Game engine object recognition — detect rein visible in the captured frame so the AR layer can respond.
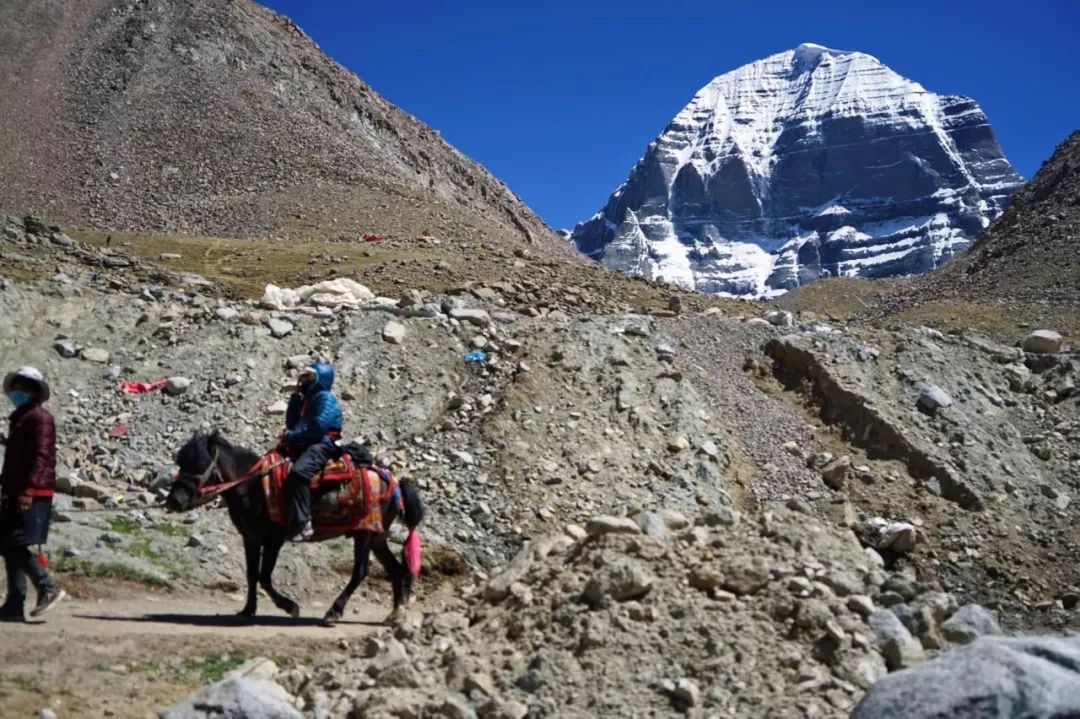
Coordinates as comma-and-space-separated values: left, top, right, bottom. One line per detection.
178, 446, 280, 503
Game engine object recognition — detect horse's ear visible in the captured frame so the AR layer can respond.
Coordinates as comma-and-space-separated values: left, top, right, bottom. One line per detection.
208, 430, 220, 449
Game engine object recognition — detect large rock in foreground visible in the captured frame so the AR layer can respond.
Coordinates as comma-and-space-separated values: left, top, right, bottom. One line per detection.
852, 636, 1080, 718
159, 677, 301, 719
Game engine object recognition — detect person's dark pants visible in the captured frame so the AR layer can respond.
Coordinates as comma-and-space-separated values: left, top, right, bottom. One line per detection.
1, 546, 56, 613
287, 444, 335, 531
1, 497, 57, 613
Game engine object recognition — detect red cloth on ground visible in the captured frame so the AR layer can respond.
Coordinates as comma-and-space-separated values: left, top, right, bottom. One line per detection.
119, 378, 168, 394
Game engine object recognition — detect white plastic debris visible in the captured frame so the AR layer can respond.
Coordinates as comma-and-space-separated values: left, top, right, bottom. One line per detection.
260, 278, 375, 312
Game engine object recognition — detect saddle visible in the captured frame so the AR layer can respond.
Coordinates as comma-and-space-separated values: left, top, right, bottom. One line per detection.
256, 449, 401, 534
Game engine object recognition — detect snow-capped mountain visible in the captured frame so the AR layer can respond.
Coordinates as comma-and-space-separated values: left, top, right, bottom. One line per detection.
571, 43, 1023, 298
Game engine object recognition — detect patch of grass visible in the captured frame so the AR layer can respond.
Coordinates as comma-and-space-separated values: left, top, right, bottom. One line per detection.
774, 276, 899, 321
126, 660, 163, 678
53, 556, 172, 588
108, 517, 143, 535
154, 522, 190, 538
126, 539, 161, 561
0, 674, 44, 693
185, 651, 249, 683
888, 300, 1079, 344
68, 227, 433, 300
0, 265, 51, 284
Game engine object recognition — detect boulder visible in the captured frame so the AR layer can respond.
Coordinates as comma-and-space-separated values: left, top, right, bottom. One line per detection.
484, 543, 537, 602
719, 556, 770, 596
585, 516, 642, 537
916, 385, 953, 415
940, 604, 1001, 644
266, 318, 294, 339
81, 347, 110, 363
382, 320, 406, 345
265, 400, 289, 415
1022, 330, 1063, 354
852, 636, 1080, 719
53, 339, 77, 358
449, 308, 491, 328
582, 558, 654, 604
164, 377, 192, 396
215, 307, 239, 322
869, 609, 926, 670
158, 676, 301, 719
634, 512, 670, 541
820, 454, 851, 489
765, 310, 794, 327
399, 289, 425, 308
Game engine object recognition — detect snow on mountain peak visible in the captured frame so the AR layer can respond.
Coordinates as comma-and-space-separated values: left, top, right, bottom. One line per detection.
571, 45, 1022, 298
792, 42, 840, 66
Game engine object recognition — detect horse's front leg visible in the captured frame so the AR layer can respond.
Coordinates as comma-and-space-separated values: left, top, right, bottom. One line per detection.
258, 537, 300, 618
237, 537, 260, 618
322, 533, 372, 627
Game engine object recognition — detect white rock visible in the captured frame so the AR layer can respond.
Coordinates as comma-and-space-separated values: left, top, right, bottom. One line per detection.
266, 318, 294, 339
81, 347, 110, 363
1022, 330, 1063, 354
672, 678, 701, 707
668, 435, 691, 452
766, 310, 794, 327
449, 450, 475, 466
164, 377, 192, 396
449, 308, 492, 327
382, 320, 406, 344
265, 400, 289, 415
585, 516, 642, 537
917, 385, 953, 414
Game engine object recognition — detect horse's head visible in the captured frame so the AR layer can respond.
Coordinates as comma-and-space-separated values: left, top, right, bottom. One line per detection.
167, 431, 225, 512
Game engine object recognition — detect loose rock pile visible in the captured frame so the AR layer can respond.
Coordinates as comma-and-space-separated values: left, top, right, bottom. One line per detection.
272, 508, 1015, 718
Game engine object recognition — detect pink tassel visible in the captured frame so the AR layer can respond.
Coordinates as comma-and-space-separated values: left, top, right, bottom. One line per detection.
404, 529, 422, 578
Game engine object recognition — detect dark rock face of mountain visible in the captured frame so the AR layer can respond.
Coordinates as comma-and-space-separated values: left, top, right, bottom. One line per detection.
0, 0, 563, 252
571, 44, 1022, 297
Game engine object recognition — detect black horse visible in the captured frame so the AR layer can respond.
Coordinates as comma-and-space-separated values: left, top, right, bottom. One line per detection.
167, 431, 424, 626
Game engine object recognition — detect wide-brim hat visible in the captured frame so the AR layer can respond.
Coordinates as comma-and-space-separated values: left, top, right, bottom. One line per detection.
3, 366, 51, 402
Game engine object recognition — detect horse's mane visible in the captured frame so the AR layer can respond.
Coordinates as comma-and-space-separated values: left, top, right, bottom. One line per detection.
175, 431, 259, 473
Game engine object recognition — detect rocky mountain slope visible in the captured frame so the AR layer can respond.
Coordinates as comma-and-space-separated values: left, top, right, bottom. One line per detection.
1, 214, 1077, 717
571, 43, 1022, 298
0, 0, 567, 255
914, 129, 1080, 308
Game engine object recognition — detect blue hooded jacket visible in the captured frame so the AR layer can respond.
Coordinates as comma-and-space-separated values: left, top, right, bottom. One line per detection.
285, 362, 343, 450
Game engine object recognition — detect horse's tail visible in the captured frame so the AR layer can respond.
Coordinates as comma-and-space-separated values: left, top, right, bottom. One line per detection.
400, 480, 424, 579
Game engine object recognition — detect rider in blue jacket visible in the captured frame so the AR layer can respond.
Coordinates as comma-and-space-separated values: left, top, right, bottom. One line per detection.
283, 363, 343, 541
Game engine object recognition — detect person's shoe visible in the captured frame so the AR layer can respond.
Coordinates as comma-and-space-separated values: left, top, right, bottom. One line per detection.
0, 606, 24, 622
30, 588, 66, 617
289, 521, 314, 543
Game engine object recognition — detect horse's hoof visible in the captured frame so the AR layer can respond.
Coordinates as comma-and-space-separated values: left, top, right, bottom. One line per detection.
285, 602, 300, 619
321, 611, 340, 628
236, 608, 256, 620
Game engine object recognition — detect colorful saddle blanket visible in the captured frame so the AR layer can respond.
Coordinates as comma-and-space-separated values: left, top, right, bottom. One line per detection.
256, 450, 401, 534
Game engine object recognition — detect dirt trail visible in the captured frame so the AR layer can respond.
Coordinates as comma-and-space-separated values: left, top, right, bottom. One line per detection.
0, 594, 387, 719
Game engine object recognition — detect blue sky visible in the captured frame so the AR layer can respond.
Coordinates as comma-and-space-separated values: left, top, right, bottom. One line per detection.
262, 0, 1079, 230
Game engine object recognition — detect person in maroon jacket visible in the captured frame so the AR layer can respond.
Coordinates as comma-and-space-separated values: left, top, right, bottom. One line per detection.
1, 366, 65, 621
